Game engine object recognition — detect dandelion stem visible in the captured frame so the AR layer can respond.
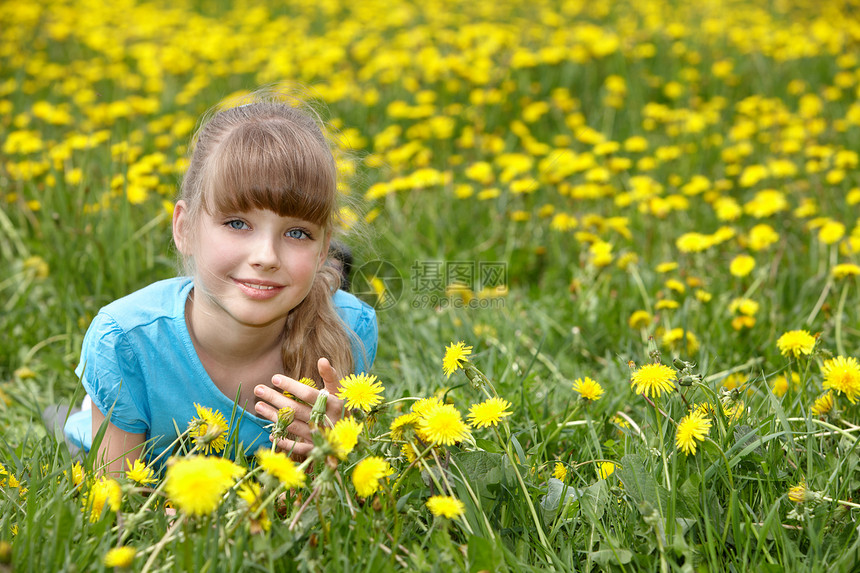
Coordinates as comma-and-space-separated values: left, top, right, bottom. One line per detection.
140, 512, 186, 573
821, 495, 860, 509
835, 281, 849, 357
390, 442, 436, 497
333, 469, 357, 518
494, 426, 554, 563
289, 485, 321, 530
806, 278, 832, 326
786, 417, 858, 444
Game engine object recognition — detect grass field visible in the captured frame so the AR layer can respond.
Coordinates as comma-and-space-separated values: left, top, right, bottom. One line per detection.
3, 0, 860, 570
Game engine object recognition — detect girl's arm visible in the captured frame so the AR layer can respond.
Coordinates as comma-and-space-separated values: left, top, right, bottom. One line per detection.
92, 404, 146, 476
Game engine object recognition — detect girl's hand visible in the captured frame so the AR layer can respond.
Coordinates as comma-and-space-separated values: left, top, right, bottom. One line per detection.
253, 358, 344, 457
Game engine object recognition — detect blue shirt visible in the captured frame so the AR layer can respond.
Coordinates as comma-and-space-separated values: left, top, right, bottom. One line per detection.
64, 277, 377, 462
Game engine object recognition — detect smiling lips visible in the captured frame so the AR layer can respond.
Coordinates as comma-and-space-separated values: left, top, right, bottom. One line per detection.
233, 278, 285, 300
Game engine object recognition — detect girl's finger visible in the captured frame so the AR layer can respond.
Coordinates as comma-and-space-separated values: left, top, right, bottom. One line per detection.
271, 375, 323, 405
253, 391, 311, 423
318, 358, 340, 395
273, 436, 312, 457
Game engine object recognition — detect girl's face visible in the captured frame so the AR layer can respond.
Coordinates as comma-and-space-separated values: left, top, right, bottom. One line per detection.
173, 201, 330, 330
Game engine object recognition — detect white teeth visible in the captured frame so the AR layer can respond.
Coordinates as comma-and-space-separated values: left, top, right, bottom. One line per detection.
242, 282, 275, 290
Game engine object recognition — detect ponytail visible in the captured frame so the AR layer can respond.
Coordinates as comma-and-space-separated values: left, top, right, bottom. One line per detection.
281, 264, 358, 387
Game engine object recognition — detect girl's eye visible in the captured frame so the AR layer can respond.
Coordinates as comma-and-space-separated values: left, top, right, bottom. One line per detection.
287, 229, 309, 240
227, 220, 249, 230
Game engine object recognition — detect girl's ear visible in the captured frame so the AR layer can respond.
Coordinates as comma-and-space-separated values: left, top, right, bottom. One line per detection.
172, 200, 191, 255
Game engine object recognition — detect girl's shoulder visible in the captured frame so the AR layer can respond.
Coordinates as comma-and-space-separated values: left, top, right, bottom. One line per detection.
98, 277, 193, 330
332, 289, 376, 327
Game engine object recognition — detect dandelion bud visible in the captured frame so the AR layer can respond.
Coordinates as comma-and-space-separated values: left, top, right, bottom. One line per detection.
647, 336, 661, 363
679, 375, 696, 387
463, 363, 491, 389
0, 541, 11, 564
277, 406, 295, 427
788, 481, 822, 504
309, 389, 329, 429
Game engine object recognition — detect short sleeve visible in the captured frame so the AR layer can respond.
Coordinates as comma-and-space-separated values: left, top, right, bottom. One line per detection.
350, 304, 378, 374
332, 290, 378, 374
74, 313, 149, 434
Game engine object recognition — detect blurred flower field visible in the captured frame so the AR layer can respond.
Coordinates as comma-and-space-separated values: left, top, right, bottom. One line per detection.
2, 0, 860, 570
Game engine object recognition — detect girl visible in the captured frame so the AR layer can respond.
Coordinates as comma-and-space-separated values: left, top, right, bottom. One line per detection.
63, 97, 378, 474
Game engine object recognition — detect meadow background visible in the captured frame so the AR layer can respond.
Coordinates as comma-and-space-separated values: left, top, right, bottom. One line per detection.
2, 0, 860, 570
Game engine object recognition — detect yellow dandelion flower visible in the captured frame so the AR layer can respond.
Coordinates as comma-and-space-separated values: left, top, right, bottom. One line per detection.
722, 400, 745, 421
352, 456, 392, 498
572, 377, 604, 400
328, 417, 363, 460
418, 403, 470, 445
776, 330, 816, 358
283, 376, 317, 401
256, 449, 306, 489
722, 372, 748, 390
426, 495, 465, 518
411, 397, 442, 417
237, 481, 271, 533
730, 254, 756, 277
103, 546, 136, 568
467, 397, 513, 428
748, 224, 780, 251
788, 481, 811, 503
188, 403, 229, 455
675, 411, 712, 455
336, 373, 385, 412
664, 278, 686, 294
661, 328, 699, 355
401, 443, 417, 463
631, 363, 677, 398
771, 375, 789, 397
676, 232, 714, 253
819, 221, 846, 244
390, 412, 421, 441
125, 459, 157, 486
164, 456, 245, 516
655, 299, 679, 310
443, 342, 473, 379
833, 263, 860, 279
811, 391, 835, 416
628, 310, 652, 329
598, 462, 617, 479
65, 461, 86, 488
822, 356, 860, 403
655, 261, 679, 273
729, 297, 759, 316
552, 462, 567, 481
86, 477, 122, 523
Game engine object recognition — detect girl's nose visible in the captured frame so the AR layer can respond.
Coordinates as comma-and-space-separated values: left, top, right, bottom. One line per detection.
249, 235, 280, 270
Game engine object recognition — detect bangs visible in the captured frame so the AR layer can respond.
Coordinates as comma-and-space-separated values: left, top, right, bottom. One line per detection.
202, 119, 336, 226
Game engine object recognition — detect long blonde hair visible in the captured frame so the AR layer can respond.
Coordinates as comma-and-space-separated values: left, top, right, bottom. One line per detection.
178, 97, 355, 385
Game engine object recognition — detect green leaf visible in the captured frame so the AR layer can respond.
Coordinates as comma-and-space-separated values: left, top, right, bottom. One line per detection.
580, 480, 607, 523
467, 534, 508, 573
451, 451, 516, 502
617, 454, 659, 507
589, 548, 633, 566
475, 438, 504, 454
539, 477, 580, 522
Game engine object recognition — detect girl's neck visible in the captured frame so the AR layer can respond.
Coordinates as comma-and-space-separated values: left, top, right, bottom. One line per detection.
184, 290, 284, 367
